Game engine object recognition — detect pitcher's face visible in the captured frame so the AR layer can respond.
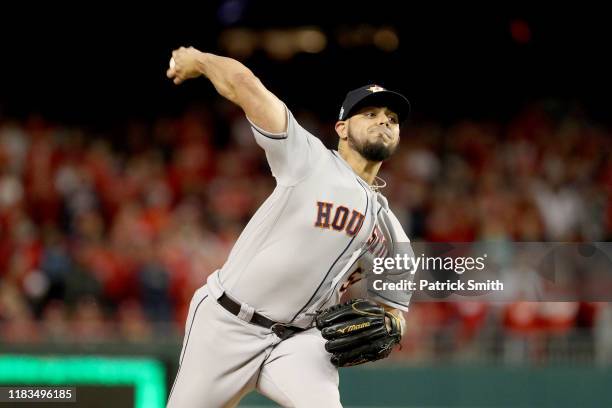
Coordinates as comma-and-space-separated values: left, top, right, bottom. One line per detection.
345, 106, 400, 162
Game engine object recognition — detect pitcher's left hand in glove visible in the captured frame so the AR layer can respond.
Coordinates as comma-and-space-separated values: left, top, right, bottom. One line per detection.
315, 299, 402, 367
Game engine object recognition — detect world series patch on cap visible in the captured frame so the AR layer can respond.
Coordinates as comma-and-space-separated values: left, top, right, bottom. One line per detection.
338, 84, 411, 123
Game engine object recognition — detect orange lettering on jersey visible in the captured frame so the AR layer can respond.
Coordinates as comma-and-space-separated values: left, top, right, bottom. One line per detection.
339, 268, 363, 294
315, 201, 333, 228
345, 210, 365, 236
331, 206, 350, 231
315, 202, 365, 235
366, 226, 388, 258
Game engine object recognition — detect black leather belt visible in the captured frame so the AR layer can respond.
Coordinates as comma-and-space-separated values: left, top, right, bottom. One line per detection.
217, 293, 305, 340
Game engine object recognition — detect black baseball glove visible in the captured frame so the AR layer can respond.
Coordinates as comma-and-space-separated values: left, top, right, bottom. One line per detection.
315, 299, 402, 367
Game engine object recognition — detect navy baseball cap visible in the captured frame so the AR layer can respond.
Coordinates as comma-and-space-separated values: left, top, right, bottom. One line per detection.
338, 84, 411, 123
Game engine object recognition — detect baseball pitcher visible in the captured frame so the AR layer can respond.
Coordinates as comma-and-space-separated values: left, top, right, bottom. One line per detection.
166, 46, 414, 408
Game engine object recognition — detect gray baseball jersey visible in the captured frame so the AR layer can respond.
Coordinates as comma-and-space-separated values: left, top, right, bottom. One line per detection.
206, 106, 413, 328
168, 105, 414, 407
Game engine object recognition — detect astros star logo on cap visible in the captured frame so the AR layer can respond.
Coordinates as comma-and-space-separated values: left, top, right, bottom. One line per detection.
367, 85, 385, 93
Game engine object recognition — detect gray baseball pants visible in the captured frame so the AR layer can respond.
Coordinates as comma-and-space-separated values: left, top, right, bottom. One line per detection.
166, 285, 342, 408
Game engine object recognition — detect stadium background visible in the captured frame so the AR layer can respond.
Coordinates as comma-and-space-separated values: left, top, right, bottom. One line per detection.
1, 3, 611, 407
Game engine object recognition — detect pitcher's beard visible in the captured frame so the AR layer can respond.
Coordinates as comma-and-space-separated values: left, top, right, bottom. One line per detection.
348, 130, 397, 162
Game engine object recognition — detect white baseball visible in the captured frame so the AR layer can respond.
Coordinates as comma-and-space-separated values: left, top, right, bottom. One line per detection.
169, 57, 176, 69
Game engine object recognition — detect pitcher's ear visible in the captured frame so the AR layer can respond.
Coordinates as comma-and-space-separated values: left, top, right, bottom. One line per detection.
335, 121, 348, 140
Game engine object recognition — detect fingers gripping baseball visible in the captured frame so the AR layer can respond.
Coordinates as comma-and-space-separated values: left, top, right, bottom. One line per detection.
166, 46, 202, 85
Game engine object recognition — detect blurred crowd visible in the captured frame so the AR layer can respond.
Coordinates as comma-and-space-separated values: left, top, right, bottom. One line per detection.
0, 100, 611, 362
